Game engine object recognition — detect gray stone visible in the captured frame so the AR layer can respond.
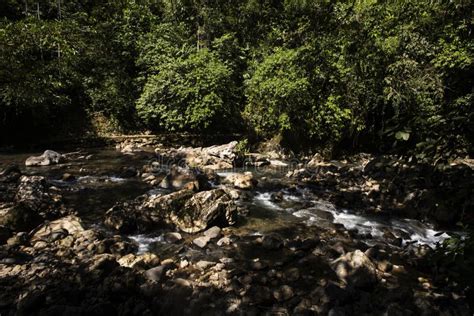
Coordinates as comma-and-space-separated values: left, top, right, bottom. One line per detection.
145, 265, 166, 282
164, 232, 182, 243
105, 188, 241, 234
203, 226, 221, 239
31, 215, 84, 242
195, 260, 216, 270
222, 172, 257, 189
25, 150, 63, 166
273, 285, 294, 301
193, 236, 210, 248
217, 236, 231, 246
331, 249, 377, 288
262, 234, 283, 250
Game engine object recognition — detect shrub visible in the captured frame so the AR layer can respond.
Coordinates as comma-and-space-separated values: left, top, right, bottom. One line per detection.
136, 49, 235, 132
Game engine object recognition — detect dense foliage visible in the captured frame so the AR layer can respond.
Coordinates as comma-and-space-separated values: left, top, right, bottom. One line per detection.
0, 0, 472, 157
137, 49, 236, 131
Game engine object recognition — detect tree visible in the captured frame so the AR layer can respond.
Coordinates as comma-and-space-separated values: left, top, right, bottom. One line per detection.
136, 48, 236, 131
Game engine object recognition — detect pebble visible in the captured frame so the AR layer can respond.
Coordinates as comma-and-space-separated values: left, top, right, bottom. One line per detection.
216, 236, 231, 246
250, 259, 267, 271
273, 285, 294, 301
62, 173, 75, 181
203, 226, 221, 239
193, 236, 210, 248
285, 267, 300, 282
174, 278, 192, 288
391, 265, 406, 274
196, 260, 216, 270
377, 260, 393, 272
164, 232, 182, 243
145, 266, 166, 282
219, 257, 234, 264
159, 259, 175, 268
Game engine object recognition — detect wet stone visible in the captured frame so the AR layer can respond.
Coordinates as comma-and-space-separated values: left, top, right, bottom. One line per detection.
203, 226, 221, 239
196, 260, 216, 270
145, 266, 166, 282
164, 232, 182, 243
216, 236, 231, 246
262, 234, 283, 250
273, 285, 294, 302
193, 236, 210, 248
250, 259, 267, 271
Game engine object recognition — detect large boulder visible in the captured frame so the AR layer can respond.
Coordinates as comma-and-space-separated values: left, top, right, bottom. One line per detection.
0, 176, 69, 232
0, 203, 42, 232
15, 176, 48, 208
105, 188, 239, 233
25, 150, 63, 166
170, 189, 238, 233
331, 250, 377, 288
202, 141, 239, 161
15, 176, 67, 218
174, 141, 240, 169
30, 215, 84, 243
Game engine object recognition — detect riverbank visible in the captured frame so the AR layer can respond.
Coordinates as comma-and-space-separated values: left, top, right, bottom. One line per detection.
0, 141, 472, 315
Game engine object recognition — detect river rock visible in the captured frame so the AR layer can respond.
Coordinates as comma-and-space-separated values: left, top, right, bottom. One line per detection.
145, 265, 167, 282
273, 285, 294, 301
88, 254, 119, 273
164, 232, 182, 243
203, 226, 221, 239
120, 143, 143, 153
196, 260, 215, 270
159, 166, 210, 191
118, 253, 160, 269
307, 153, 324, 168
383, 229, 403, 247
13, 175, 68, 224
174, 141, 240, 169
262, 234, 283, 250
193, 236, 210, 248
217, 236, 231, 246
169, 189, 239, 233
221, 172, 257, 189
30, 215, 84, 242
61, 173, 76, 181
104, 189, 194, 233
0, 204, 41, 232
377, 260, 393, 272
331, 250, 377, 288
269, 160, 288, 167
15, 176, 46, 204
25, 150, 63, 166
103, 204, 140, 233
7, 232, 27, 246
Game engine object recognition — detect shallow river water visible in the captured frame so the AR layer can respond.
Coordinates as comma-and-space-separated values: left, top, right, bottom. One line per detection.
0, 147, 453, 256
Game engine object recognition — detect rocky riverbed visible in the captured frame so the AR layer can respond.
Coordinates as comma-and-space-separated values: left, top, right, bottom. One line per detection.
0, 141, 472, 315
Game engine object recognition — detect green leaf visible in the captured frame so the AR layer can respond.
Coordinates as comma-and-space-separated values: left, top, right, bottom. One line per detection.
395, 131, 410, 141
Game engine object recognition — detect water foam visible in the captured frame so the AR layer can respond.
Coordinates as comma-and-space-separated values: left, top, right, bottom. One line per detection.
129, 234, 164, 254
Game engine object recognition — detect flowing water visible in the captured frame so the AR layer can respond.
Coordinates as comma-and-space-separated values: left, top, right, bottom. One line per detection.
0, 147, 453, 256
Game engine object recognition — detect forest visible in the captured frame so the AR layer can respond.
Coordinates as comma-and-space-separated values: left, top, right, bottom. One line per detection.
0, 0, 473, 315
1, 0, 472, 157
